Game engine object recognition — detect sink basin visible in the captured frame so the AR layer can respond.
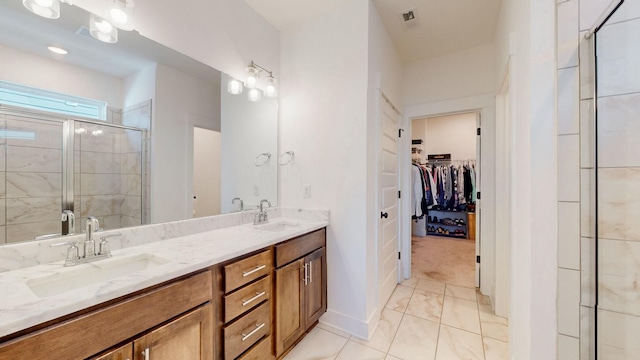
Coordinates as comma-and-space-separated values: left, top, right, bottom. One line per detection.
254, 220, 301, 232
26, 254, 171, 298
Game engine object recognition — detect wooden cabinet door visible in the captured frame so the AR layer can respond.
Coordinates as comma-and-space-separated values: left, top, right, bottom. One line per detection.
133, 303, 213, 360
275, 258, 306, 356
304, 247, 327, 328
90, 343, 133, 360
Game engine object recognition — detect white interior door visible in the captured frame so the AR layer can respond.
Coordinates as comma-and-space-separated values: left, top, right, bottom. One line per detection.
193, 127, 221, 217
475, 113, 482, 288
378, 91, 401, 307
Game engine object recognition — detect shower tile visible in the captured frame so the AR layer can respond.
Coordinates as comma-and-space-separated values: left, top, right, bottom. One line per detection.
607, 0, 640, 25
557, 0, 579, 69
599, 239, 640, 316
558, 67, 580, 134
80, 174, 121, 196
558, 135, 580, 202
580, 169, 595, 238
78, 125, 120, 153
598, 168, 640, 241
6, 146, 62, 173
579, 0, 611, 31
121, 130, 142, 153
80, 195, 121, 217
597, 93, 640, 168
579, 99, 594, 169
557, 334, 579, 360
80, 151, 120, 174
100, 214, 122, 231
580, 237, 595, 306
558, 201, 580, 270
6, 197, 61, 225
121, 195, 142, 218
0, 226, 5, 244
0, 173, 5, 198
598, 309, 640, 360
0, 144, 5, 170
579, 31, 594, 100
558, 268, 580, 337
580, 305, 595, 360
0, 199, 4, 226
120, 152, 142, 175
121, 174, 142, 196
596, 19, 640, 97
121, 215, 141, 228
6, 172, 62, 198
5, 117, 63, 149
6, 220, 59, 243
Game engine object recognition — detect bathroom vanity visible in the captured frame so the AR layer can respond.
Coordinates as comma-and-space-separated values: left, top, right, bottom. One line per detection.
0, 212, 328, 360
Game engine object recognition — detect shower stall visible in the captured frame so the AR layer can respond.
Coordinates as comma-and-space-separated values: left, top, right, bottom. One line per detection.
585, 0, 640, 358
0, 105, 146, 244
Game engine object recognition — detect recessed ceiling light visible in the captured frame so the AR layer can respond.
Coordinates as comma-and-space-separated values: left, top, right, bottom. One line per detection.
47, 46, 68, 55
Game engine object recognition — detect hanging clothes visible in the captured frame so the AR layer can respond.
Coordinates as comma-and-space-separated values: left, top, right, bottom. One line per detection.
411, 164, 425, 219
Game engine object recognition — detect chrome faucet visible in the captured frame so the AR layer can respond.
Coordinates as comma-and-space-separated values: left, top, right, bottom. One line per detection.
254, 199, 271, 225
85, 216, 100, 257
232, 197, 244, 211
50, 216, 119, 267
62, 210, 75, 235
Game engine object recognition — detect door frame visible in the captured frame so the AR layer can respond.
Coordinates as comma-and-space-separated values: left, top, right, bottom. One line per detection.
400, 94, 496, 298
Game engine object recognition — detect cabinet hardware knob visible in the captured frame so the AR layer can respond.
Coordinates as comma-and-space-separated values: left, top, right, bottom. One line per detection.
242, 264, 266, 277
242, 291, 266, 306
241, 323, 265, 341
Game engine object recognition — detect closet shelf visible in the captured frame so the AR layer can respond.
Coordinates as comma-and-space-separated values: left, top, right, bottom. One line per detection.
427, 222, 466, 227
426, 232, 467, 239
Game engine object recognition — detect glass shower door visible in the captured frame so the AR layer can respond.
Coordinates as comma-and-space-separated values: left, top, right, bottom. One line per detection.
595, 1, 640, 358
74, 120, 143, 233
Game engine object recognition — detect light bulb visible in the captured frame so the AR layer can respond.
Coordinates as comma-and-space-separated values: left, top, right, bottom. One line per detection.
95, 19, 113, 33
227, 78, 243, 95
246, 66, 259, 89
248, 88, 261, 102
90, 14, 118, 43
34, 0, 53, 7
264, 75, 277, 97
110, 7, 128, 24
22, 0, 60, 19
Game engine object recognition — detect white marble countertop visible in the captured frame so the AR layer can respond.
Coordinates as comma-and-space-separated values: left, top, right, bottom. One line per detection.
0, 217, 328, 339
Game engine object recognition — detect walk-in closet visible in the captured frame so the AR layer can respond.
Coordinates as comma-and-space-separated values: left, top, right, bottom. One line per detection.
409, 112, 479, 288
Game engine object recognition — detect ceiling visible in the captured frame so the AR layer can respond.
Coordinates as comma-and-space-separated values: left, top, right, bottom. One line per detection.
243, 0, 503, 63
0, 1, 219, 82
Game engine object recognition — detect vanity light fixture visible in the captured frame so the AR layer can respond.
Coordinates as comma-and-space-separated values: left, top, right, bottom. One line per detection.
109, 0, 135, 31
75, 128, 87, 134
90, 14, 118, 43
92, 129, 104, 136
246, 65, 259, 89
248, 88, 261, 102
22, 0, 61, 19
240, 61, 278, 101
264, 75, 277, 98
47, 46, 68, 55
227, 77, 243, 95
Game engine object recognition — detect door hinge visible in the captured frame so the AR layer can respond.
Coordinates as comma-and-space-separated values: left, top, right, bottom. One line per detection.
398, 252, 401, 260
477, 127, 481, 136
398, 190, 401, 199
476, 255, 481, 264
477, 191, 481, 200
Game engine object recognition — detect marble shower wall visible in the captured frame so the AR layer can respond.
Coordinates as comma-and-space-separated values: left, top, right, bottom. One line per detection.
122, 100, 151, 225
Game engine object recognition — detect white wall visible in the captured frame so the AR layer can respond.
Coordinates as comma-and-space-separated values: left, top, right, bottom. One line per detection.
279, 0, 372, 338
220, 74, 278, 213
0, 44, 123, 108
403, 44, 495, 106
152, 64, 220, 223
412, 113, 478, 160
494, 0, 558, 359
123, 64, 156, 110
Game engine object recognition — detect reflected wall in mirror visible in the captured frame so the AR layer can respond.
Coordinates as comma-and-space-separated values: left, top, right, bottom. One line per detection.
0, 1, 278, 244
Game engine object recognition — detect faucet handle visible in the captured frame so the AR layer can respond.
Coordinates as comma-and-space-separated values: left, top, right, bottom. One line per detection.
98, 233, 121, 256
50, 241, 80, 263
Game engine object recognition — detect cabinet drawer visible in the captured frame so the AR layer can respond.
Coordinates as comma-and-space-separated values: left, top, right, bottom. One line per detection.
225, 250, 272, 293
275, 228, 325, 268
225, 276, 271, 323
224, 302, 271, 360
237, 335, 274, 360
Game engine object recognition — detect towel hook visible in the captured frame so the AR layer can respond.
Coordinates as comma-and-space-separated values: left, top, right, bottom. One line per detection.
279, 151, 295, 166
254, 152, 271, 167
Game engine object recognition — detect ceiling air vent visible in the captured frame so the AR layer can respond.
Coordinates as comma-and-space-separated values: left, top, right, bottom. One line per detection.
401, 8, 420, 30
75, 26, 92, 39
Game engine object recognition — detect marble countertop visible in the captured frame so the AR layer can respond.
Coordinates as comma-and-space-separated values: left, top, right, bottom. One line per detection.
0, 217, 328, 339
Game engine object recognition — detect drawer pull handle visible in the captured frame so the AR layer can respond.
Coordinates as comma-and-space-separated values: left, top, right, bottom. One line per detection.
242, 264, 266, 277
241, 323, 266, 341
309, 260, 313, 283
303, 263, 308, 285
242, 291, 266, 306
142, 348, 150, 360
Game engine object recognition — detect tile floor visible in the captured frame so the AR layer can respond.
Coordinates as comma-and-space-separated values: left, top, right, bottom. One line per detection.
284, 236, 509, 360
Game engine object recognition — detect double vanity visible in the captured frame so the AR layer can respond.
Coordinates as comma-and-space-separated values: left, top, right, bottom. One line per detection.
0, 208, 329, 359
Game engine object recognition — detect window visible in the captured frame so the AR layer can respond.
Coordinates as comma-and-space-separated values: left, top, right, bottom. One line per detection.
0, 81, 107, 120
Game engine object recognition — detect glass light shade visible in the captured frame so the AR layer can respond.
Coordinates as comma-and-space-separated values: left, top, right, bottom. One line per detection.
264, 75, 277, 97
227, 78, 243, 95
109, 0, 135, 31
23, 0, 60, 19
246, 66, 259, 89
90, 14, 118, 44
248, 88, 261, 102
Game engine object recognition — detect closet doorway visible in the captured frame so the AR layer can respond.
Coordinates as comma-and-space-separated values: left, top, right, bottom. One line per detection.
408, 111, 480, 289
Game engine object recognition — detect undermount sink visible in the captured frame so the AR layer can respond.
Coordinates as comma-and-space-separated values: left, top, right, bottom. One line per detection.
254, 220, 301, 232
26, 254, 171, 298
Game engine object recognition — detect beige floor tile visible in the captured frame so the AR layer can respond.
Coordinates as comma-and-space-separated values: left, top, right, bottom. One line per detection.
352, 308, 403, 353
385, 285, 414, 312
416, 278, 446, 294
441, 296, 481, 334
479, 311, 509, 342
483, 337, 509, 360
283, 327, 348, 360
388, 314, 439, 360
445, 284, 477, 301
385, 356, 402, 360
401, 277, 419, 288
317, 322, 352, 339
405, 288, 444, 322
435, 325, 485, 360
335, 341, 386, 360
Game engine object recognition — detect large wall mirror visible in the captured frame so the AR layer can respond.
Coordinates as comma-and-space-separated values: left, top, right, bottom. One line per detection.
0, 1, 278, 244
